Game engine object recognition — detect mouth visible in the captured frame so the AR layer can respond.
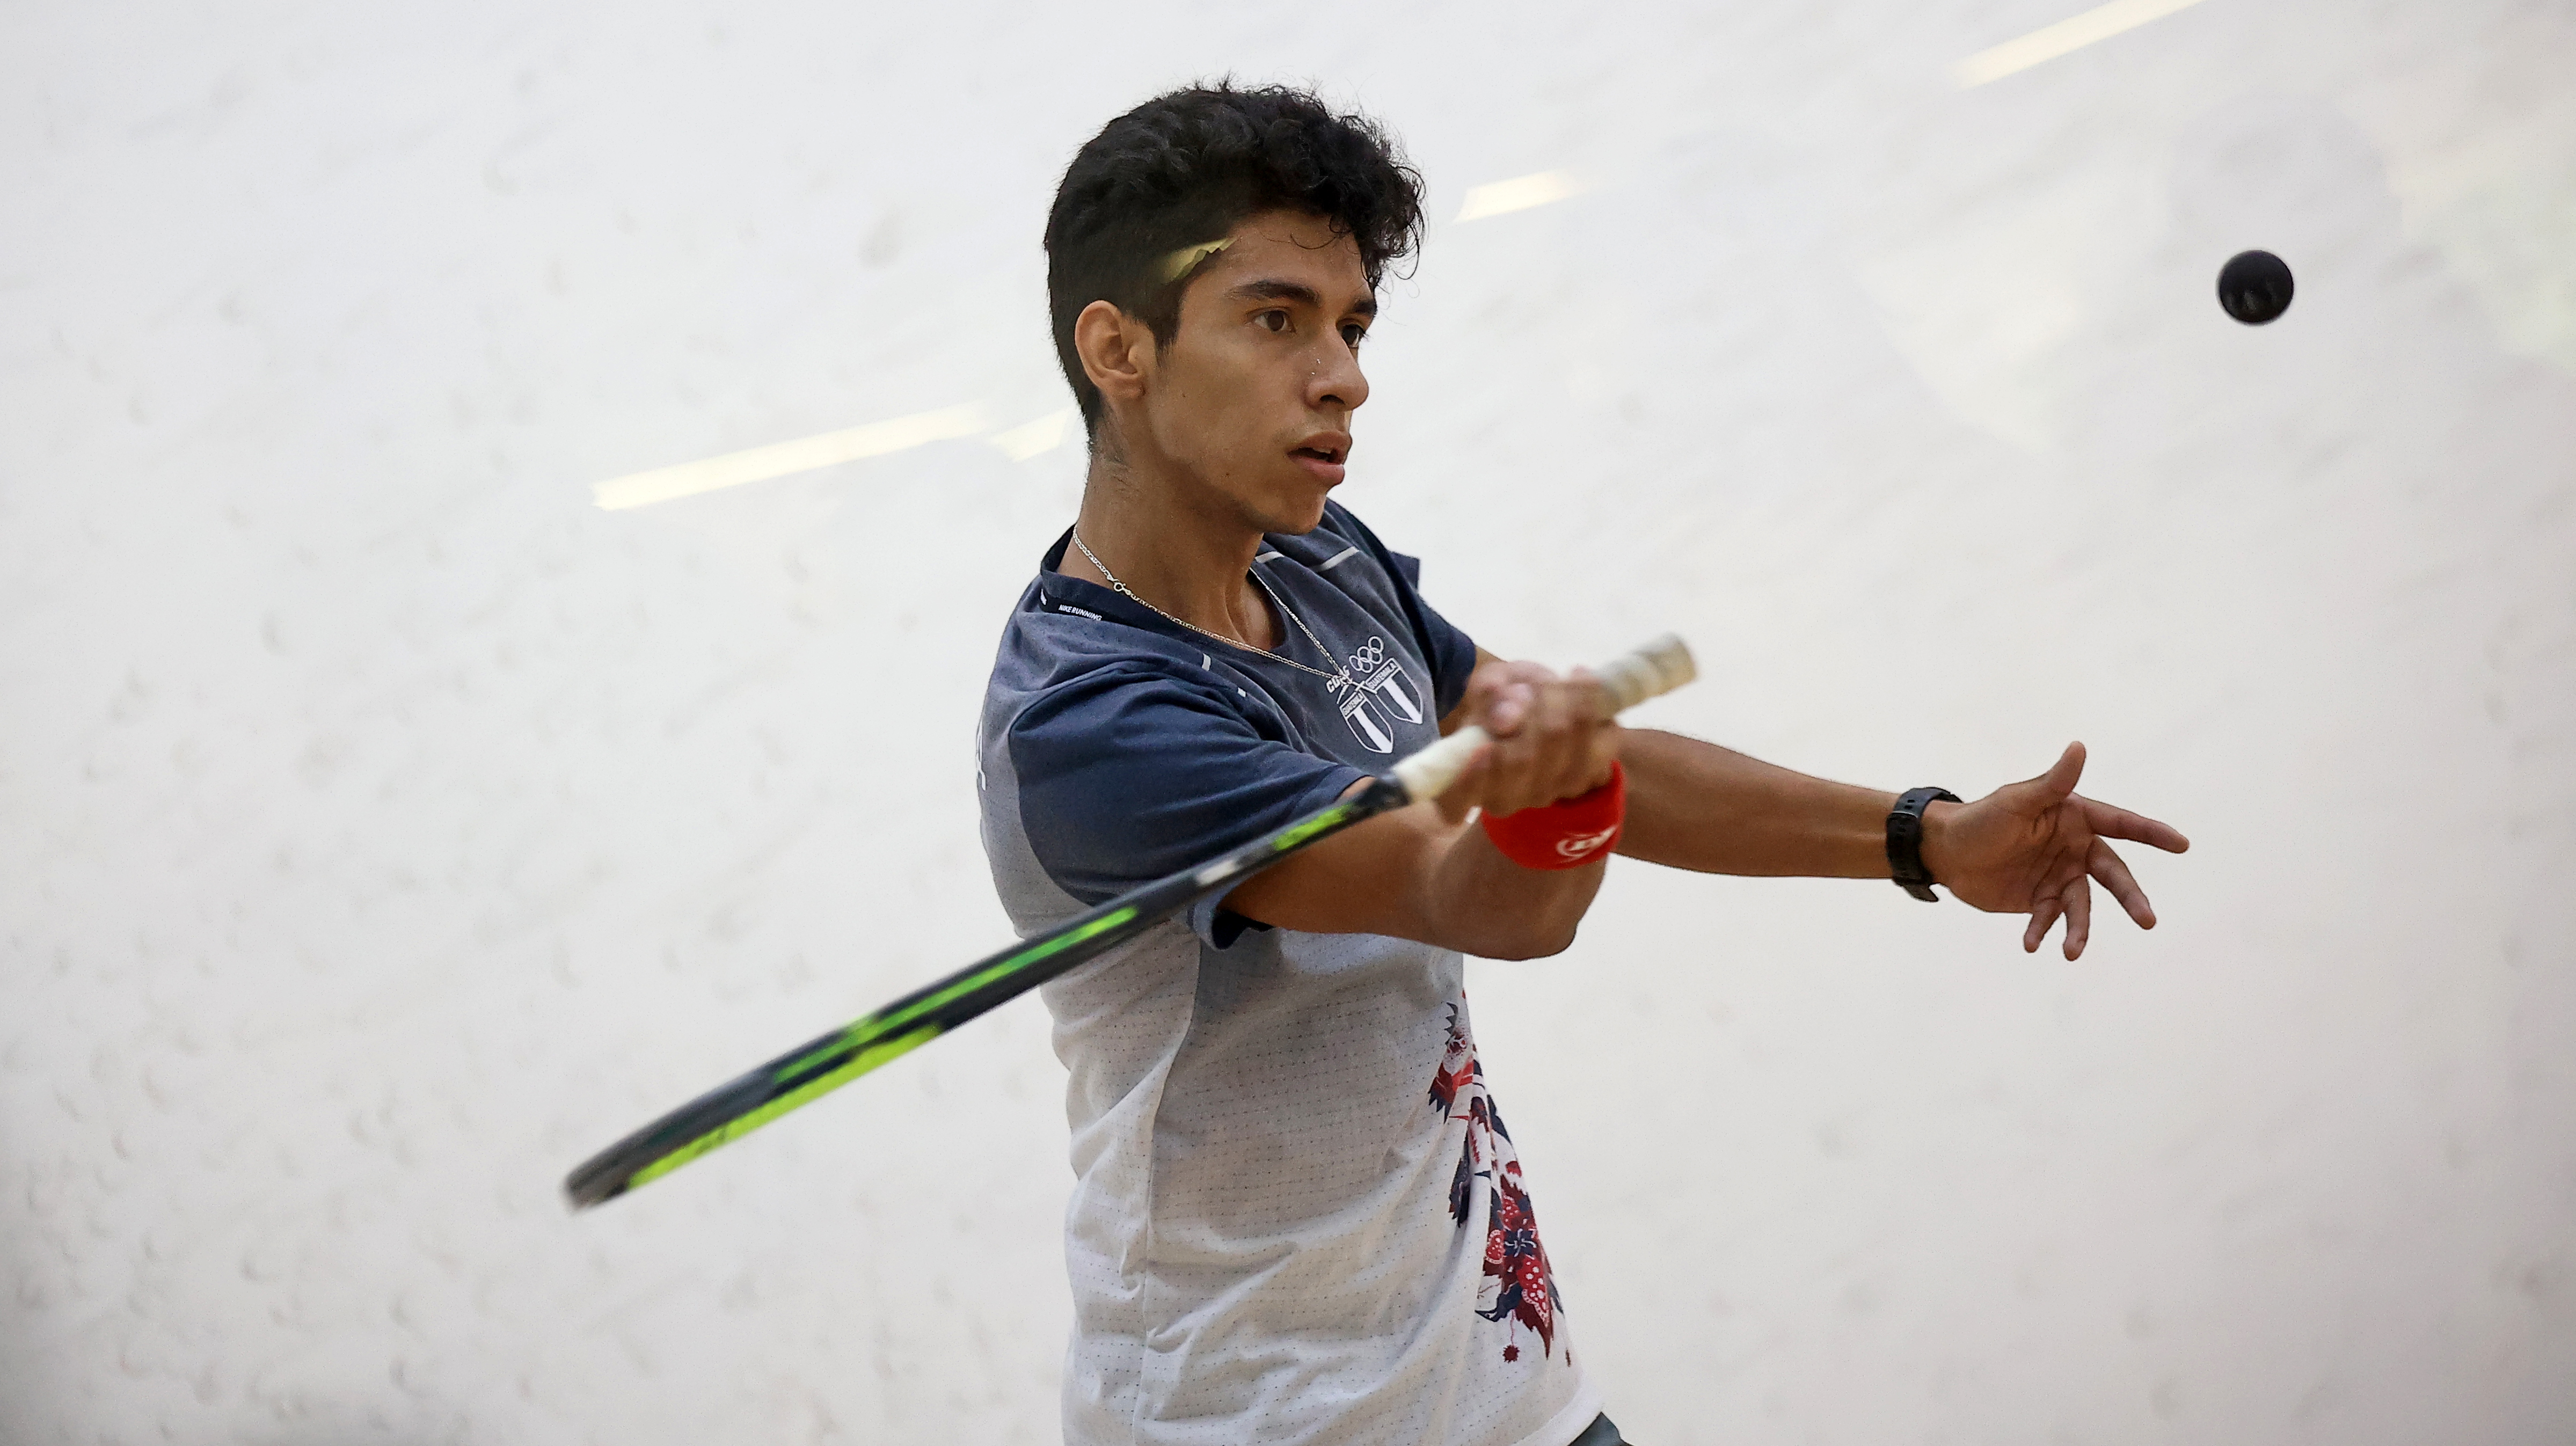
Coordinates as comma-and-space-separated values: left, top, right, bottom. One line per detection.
1290, 434, 1351, 483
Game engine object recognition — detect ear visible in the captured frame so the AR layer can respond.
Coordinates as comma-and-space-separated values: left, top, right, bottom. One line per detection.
1073, 300, 1153, 411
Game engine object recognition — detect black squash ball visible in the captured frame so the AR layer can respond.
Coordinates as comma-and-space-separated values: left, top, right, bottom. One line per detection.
2217, 250, 2294, 325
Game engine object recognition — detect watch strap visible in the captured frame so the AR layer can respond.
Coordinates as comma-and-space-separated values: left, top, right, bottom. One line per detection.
1886, 786, 1961, 902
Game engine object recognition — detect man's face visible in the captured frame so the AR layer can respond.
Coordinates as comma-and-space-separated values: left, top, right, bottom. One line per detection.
1135, 209, 1375, 536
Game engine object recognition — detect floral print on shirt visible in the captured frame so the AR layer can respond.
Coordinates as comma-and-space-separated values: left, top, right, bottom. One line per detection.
1426, 1002, 1564, 1364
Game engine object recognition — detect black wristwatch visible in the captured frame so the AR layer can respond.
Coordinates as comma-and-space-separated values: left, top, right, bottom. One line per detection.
1886, 787, 1960, 902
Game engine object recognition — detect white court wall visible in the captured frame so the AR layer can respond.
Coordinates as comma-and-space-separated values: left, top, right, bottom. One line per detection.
4, 1, 2573, 1442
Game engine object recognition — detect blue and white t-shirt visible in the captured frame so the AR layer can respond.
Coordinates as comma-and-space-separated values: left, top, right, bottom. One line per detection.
975, 502, 1600, 1446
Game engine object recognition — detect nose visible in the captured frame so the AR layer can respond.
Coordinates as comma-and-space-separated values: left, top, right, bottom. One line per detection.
1307, 334, 1368, 414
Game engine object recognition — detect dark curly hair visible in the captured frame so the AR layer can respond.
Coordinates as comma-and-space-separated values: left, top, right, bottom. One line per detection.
1044, 83, 1426, 439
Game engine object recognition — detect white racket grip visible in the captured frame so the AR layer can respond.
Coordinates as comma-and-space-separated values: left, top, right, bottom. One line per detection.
1391, 725, 1492, 803
1389, 633, 1697, 804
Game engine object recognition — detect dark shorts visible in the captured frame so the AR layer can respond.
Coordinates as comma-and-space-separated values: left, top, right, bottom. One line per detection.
1570, 1413, 1631, 1446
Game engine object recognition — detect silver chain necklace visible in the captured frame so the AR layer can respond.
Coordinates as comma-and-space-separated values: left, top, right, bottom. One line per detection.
1069, 528, 1352, 689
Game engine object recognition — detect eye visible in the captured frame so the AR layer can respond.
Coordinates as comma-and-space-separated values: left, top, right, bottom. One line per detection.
1341, 323, 1369, 349
1255, 309, 1290, 333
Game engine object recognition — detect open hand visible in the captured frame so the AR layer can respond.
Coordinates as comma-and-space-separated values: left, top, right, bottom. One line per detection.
1920, 742, 2190, 960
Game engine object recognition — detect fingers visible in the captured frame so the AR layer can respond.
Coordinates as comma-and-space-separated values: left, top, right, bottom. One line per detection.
2039, 741, 2086, 800
2089, 837, 2156, 930
2023, 895, 2060, 953
2021, 839, 2159, 958
1582, 714, 1622, 792
1522, 676, 1607, 801
1478, 690, 1549, 810
2077, 795, 2191, 854
1982, 740, 2089, 822
1561, 668, 1620, 793
2060, 874, 2092, 961
1477, 673, 1616, 815
1464, 660, 1555, 737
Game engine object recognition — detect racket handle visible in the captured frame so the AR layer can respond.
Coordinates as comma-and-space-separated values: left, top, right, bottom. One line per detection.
1391, 633, 1697, 804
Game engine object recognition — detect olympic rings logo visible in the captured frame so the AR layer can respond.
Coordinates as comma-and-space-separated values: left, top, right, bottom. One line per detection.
1349, 637, 1386, 674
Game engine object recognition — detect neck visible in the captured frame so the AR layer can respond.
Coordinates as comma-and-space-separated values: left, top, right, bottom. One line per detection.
1063, 428, 1278, 649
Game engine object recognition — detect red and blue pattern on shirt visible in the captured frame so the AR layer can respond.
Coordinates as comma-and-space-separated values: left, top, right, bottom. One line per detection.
1426, 1002, 1564, 1365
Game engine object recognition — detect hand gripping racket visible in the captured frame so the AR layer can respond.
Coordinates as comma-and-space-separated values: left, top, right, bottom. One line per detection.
563, 633, 1696, 1209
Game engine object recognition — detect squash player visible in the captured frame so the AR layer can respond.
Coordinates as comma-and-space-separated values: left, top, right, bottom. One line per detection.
974, 83, 2189, 1446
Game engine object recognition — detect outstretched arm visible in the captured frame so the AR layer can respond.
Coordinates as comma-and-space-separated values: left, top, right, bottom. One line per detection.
1618, 729, 2190, 959
1616, 728, 1904, 879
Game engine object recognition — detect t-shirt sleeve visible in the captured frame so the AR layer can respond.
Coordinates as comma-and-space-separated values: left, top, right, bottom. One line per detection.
1004, 664, 1367, 948
1322, 502, 1480, 721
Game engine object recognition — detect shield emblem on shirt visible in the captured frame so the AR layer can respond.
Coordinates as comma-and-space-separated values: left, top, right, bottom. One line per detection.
1369, 663, 1424, 725
1345, 635, 1425, 733
1340, 687, 1396, 754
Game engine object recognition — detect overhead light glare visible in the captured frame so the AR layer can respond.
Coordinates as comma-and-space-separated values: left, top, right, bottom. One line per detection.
991, 408, 1077, 462
1456, 172, 1579, 223
593, 403, 991, 510
1953, 0, 2213, 87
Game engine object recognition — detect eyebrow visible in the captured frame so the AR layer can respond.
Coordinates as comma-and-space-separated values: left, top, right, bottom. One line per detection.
1227, 278, 1378, 318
